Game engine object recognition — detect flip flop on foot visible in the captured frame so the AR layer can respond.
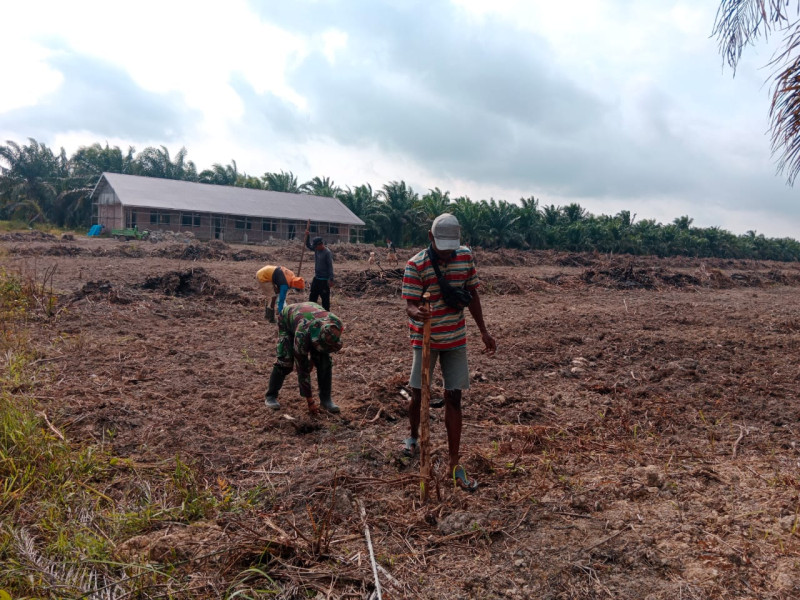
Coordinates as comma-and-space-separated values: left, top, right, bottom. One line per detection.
401, 437, 418, 458
452, 465, 478, 492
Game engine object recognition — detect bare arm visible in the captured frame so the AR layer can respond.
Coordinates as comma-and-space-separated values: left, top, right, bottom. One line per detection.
467, 289, 496, 355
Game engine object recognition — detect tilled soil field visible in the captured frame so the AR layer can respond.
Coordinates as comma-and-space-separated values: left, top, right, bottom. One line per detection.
4, 233, 800, 599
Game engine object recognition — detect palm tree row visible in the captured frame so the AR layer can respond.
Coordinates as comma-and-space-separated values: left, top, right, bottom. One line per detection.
2, 137, 799, 261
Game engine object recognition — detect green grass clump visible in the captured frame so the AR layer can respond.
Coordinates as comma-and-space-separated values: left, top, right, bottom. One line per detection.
0, 269, 248, 598
0, 220, 68, 236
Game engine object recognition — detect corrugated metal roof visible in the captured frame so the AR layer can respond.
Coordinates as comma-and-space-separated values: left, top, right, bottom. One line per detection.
92, 173, 365, 226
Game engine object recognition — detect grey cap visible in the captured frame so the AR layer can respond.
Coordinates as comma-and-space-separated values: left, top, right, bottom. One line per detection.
312, 236, 324, 247
431, 213, 460, 251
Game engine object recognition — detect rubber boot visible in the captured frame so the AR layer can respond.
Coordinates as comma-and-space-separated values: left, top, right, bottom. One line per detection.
264, 366, 285, 410
315, 353, 340, 413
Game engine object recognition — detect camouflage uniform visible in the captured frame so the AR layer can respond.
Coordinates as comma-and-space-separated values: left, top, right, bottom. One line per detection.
266, 302, 343, 411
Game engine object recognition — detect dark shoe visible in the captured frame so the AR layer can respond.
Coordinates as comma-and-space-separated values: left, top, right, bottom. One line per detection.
265, 395, 280, 410
320, 397, 340, 414
265, 305, 275, 322
430, 397, 444, 408
401, 437, 418, 458
453, 465, 478, 492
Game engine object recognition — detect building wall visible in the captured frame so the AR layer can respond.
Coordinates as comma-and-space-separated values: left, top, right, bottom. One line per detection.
92, 178, 361, 243
124, 208, 355, 243
95, 183, 125, 230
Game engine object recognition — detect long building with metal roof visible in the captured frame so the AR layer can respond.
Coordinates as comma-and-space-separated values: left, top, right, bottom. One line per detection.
91, 172, 365, 243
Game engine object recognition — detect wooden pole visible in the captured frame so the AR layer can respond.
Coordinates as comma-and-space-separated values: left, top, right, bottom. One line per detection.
297, 219, 311, 276
419, 292, 432, 502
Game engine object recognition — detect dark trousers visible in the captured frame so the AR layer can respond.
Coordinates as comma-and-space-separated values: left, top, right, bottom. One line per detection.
309, 278, 331, 311
266, 350, 333, 401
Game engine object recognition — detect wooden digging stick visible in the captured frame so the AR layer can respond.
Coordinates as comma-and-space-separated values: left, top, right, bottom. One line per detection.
297, 219, 311, 276
419, 292, 432, 502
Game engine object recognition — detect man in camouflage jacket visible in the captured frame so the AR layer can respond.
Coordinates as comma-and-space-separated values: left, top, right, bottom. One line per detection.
264, 302, 344, 414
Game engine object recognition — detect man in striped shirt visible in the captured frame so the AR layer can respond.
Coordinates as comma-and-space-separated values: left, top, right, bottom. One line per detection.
401, 213, 496, 491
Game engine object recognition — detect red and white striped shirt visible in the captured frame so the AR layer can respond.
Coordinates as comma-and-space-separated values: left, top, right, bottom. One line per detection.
402, 246, 480, 350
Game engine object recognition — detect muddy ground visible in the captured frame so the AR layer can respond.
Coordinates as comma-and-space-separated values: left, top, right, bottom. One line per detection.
4, 232, 800, 599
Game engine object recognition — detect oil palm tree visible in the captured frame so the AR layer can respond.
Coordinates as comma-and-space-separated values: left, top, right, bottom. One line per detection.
517, 195, 544, 249
199, 161, 239, 186
481, 199, 521, 248
301, 176, 339, 197
134, 146, 197, 181
262, 170, 299, 193
375, 180, 420, 246
418, 187, 452, 222
70, 143, 136, 178
451, 196, 486, 248
714, 0, 800, 183
338, 184, 380, 242
56, 143, 137, 227
0, 138, 64, 224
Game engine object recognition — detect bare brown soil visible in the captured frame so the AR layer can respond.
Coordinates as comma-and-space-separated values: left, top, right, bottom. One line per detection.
4, 233, 800, 599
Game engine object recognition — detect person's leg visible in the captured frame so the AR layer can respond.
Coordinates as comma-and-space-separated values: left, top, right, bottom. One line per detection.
320, 281, 331, 311
439, 347, 476, 489
406, 347, 439, 453
409, 388, 421, 440
265, 363, 292, 409
277, 284, 289, 313
266, 323, 294, 409
443, 389, 463, 471
309, 278, 320, 304
312, 350, 339, 413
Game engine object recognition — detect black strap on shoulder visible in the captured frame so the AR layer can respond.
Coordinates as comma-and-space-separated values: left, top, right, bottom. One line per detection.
427, 246, 451, 290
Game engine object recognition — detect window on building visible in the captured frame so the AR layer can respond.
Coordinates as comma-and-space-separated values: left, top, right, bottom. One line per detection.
235, 217, 251, 230
150, 211, 158, 224
160, 214, 171, 225
329, 224, 339, 235
310, 223, 318, 233
181, 213, 202, 227
262, 219, 277, 232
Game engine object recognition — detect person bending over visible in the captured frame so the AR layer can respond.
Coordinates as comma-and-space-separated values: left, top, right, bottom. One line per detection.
265, 302, 343, 415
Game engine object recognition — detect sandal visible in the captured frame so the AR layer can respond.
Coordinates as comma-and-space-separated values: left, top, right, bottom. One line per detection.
401, 437, 418, 458
452, 465, 478, 492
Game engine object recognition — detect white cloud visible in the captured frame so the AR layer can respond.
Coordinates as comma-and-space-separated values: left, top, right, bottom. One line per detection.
1, 0, 797, 238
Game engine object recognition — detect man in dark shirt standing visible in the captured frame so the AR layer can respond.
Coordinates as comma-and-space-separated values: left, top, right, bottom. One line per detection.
305, 229, 334, 310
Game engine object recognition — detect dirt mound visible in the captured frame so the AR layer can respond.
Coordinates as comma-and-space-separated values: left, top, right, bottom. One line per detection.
70, 280, 134, 304
0, 231, 57, 241
150, 243, 227, 261
44, 245, 85, 257
146, 230, 195, 243
480, 274, 528, 294
231, 249, 269, 262
141, 268, 226, 296
556, 253, 600, 267
329, 244, 372, 261
105, 245, 148, 258
140, 268, 253, 305
337, 268, 404, 297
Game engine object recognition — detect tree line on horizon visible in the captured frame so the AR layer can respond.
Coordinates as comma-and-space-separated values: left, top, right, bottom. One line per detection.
1, 137, 799, 261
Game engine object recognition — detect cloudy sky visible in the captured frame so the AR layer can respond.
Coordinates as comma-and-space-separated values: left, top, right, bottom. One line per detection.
2, 0, 797, 237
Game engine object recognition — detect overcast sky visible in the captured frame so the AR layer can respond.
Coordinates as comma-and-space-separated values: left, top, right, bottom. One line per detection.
2, 0, 797, 238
